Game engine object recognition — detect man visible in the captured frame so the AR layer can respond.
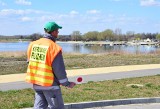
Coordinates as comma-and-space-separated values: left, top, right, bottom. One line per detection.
26, 21, 76, 109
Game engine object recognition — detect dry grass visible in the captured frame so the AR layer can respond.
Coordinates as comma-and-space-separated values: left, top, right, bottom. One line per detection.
63, 53, 160, 69
0, 51, 27, 75
0, 51, 26, 57
1, 51, 160, 75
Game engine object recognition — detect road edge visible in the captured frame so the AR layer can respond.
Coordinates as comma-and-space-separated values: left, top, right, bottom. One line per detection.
64, 97, 160, 109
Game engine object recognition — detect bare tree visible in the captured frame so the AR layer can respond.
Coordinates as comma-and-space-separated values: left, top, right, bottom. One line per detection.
71, 31, 82, 41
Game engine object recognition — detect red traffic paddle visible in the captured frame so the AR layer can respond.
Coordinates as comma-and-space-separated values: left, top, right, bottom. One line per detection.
77, 77, 83, 82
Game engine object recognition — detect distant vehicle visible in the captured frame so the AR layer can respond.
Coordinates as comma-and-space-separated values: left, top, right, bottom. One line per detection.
105, 40, 110, 42
153, 39, 159, 42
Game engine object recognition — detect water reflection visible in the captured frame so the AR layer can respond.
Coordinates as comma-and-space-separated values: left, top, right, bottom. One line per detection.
0, 42, 29, 52
73, 44, 81, 53
0, 42, 160, 54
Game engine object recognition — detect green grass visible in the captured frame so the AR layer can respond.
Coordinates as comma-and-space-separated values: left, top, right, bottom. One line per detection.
0, 89, 34, 109
0, 75, 160, 109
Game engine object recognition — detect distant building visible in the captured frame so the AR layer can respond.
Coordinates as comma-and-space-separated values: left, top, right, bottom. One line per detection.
144, 38, 151, 42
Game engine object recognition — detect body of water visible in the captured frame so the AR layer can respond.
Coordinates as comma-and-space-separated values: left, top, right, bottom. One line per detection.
0, 41, 160, 54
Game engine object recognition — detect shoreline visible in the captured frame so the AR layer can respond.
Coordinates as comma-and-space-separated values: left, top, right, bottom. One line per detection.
1, 41, 160, 55
1, 40, 159, 46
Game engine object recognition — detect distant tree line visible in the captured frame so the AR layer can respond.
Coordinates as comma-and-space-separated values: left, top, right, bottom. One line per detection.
0, 28, 160, 41
0, 33, 43, 41
68, 29, 160, 42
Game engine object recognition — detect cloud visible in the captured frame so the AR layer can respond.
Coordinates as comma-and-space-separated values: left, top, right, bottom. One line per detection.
0, 9, 25, 16
70, 10, 79, 15
0, 9, 49, 16
15, 0, 31, 5
86, 10, 101, 14
0, 8, 146, 26
0, 1, 6, 6
140, 0, 160, 6
0, 8, 151, 35
0, 9, 53, 23
21, 17, 32, 21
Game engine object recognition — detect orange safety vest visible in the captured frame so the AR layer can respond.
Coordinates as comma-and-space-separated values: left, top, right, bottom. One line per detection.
26, 38, 62, 86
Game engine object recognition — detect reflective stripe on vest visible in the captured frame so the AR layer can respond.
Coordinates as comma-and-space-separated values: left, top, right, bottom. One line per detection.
26, 40, 61, 86
26, 61, 54, 86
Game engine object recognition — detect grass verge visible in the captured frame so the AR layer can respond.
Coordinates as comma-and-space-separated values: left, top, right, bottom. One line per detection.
0, 75, 160, 109
1, 52, 160, 75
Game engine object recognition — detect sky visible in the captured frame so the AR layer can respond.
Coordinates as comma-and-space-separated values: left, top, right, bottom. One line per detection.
0, 0, 160, 36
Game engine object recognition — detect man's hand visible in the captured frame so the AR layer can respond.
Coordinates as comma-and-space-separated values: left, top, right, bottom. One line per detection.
68, 82, 76, 88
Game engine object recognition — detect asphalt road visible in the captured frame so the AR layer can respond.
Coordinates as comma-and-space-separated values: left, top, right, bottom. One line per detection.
1, 68, 160, 91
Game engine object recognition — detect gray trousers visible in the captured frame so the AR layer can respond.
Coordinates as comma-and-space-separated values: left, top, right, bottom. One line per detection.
34, 89, 65, 109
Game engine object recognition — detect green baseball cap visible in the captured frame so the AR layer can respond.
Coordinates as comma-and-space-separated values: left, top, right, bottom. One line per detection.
44, 22, 62, 32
